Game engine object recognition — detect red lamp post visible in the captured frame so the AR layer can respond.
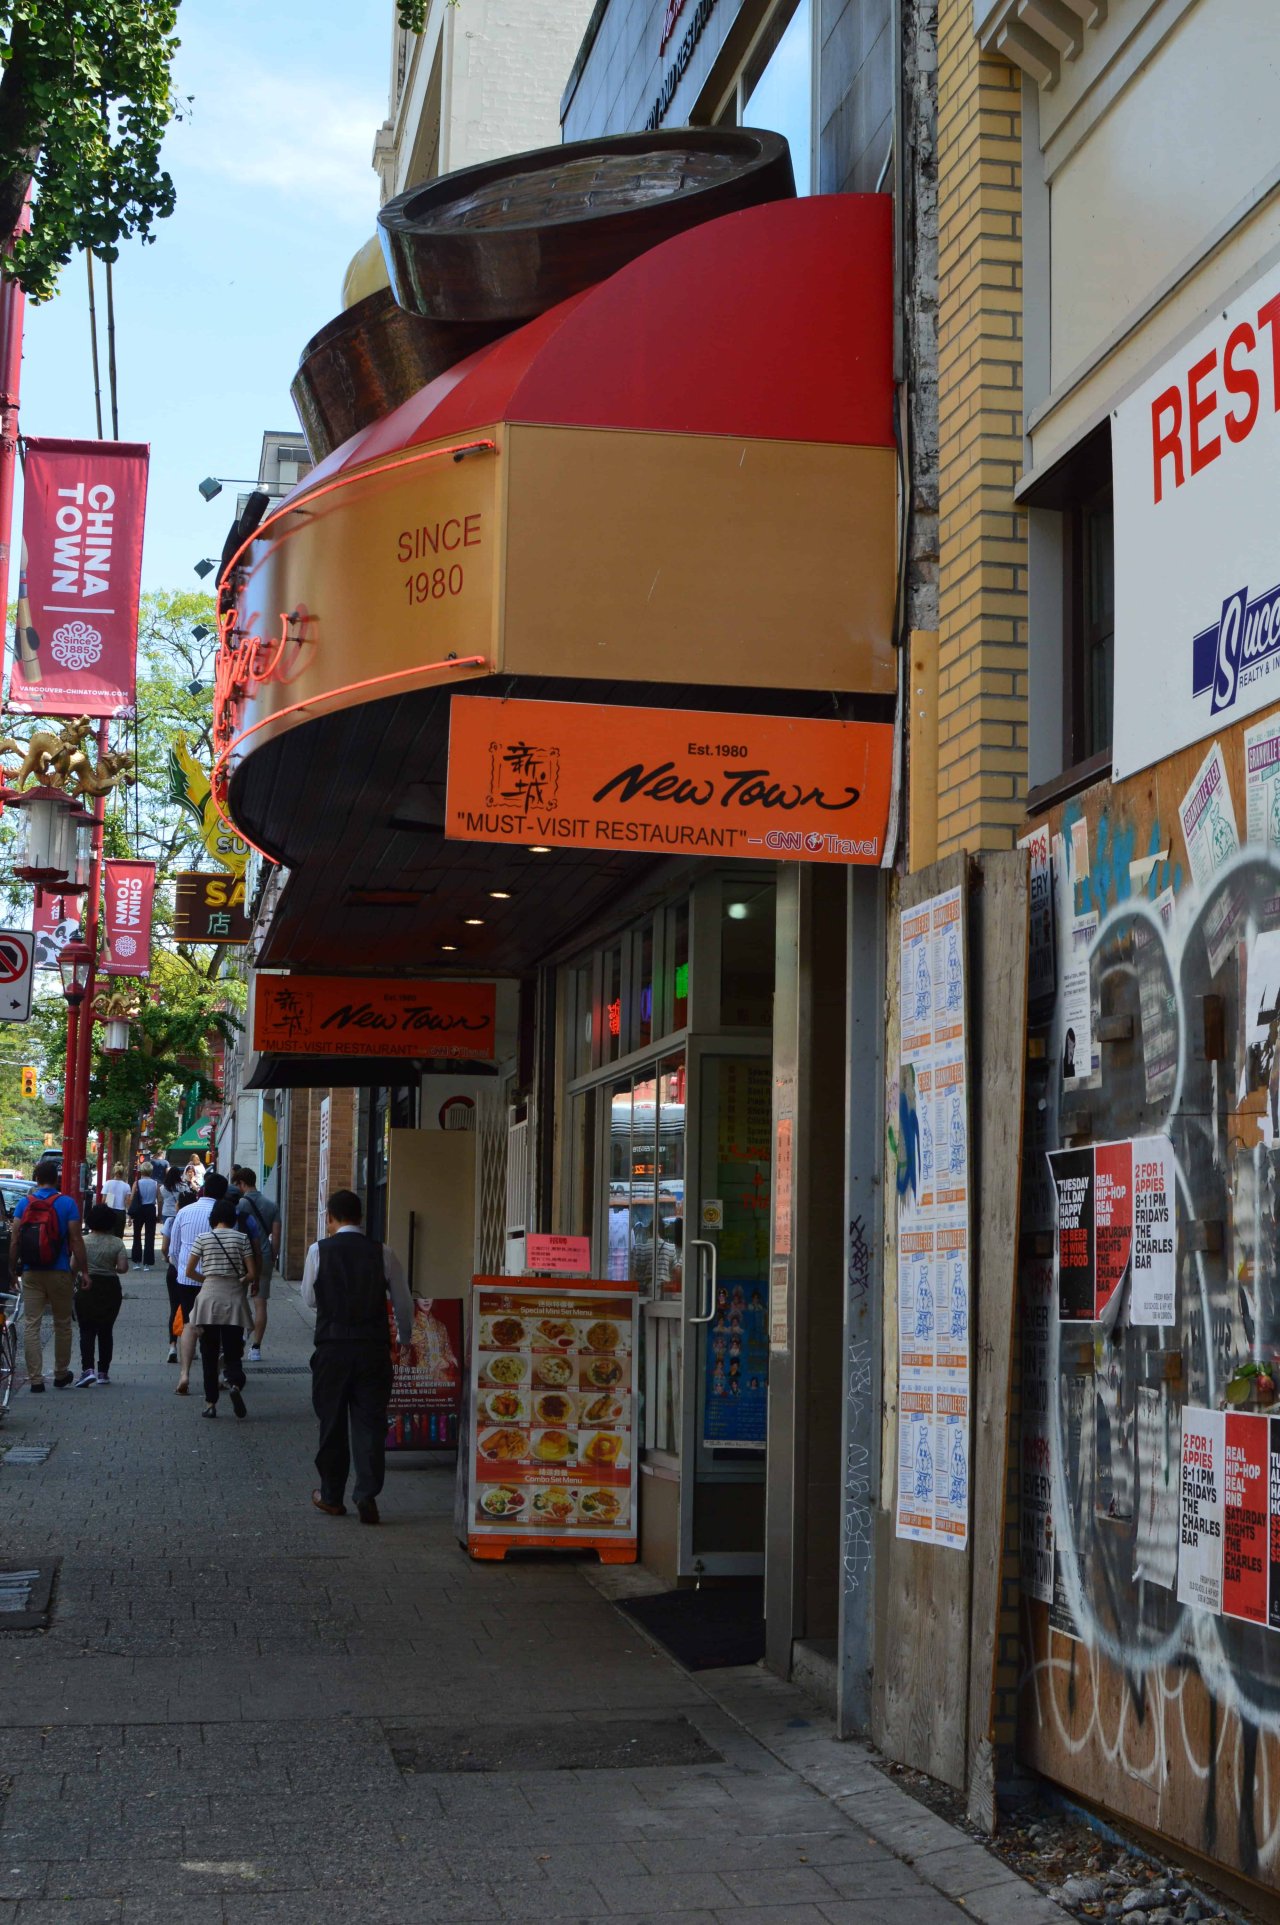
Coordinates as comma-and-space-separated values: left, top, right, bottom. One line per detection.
57, 939, 93, 1189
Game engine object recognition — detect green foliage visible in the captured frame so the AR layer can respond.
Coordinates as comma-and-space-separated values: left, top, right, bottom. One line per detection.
396, 1, 460, 34
0, 2, 183, 300
86, 948, 240, 1142
0, 1031, 57, 1167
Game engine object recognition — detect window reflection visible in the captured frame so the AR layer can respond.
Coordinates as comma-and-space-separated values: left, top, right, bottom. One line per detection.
744, 0, 811, 196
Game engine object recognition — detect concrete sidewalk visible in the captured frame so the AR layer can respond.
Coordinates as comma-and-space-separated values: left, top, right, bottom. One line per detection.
0, 1274, 1054, 1924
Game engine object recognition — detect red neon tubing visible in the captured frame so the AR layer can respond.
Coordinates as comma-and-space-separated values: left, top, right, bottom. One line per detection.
210, 652, 490, 866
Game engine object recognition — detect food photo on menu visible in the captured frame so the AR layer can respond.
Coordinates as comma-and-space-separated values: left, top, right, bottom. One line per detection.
468, 1287, 636, 1538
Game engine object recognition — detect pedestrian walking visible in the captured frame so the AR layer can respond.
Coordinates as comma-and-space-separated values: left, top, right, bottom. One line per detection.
162, 1186, 196, 1364
128, 1164, 159, 1269
301, 1189, 412, 1524
8, 1158, 88, 1393
102, 1163, 131, 1235
184, 1196, 257, 1419
167, 1174, 228, 1392
181, 1157, 203, 1196
235, 1168, 280, 1361
74, 1203, 129, 1386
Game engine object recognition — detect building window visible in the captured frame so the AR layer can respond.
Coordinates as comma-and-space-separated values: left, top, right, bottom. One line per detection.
1065, 482, 1114, 766
712, 0, 813, 196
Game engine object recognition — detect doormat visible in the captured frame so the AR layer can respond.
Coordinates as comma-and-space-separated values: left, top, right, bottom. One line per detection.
618, 1579, 765, 1671
388, 1714, 721, 1774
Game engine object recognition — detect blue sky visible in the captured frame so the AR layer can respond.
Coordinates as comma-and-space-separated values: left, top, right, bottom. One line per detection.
15, 0, 390, 593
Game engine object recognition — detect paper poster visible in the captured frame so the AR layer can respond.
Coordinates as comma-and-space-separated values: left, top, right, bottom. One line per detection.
386, 1298, 463, 1451
1061, 912, 1099, 1091
896, 1379, 936, 1544
1093, 1141, 1132, 1321
1130, 1139, 1177, 1325
896, 884, 970, 1551
1050, 1147, 1095, 1321
1136, 891, 1178, 1104
1179, 741, 1242, 974
1178, 1408, 1225, 1613
1019, 823, 1055, 1005
1048, 1375, 1094, 1640
1020, 1257, 1055, 1604
1245, 712, 1280, 849
1135, 1386, 1178, 1590
1052, 1137, 1176, 1326
1095, 1345, 1134, 1521
1270, 1417, 1280, 1631
703, 1276, 769, 1448
462, 1279, 638, 1560
1223, 1412, 1269, 1624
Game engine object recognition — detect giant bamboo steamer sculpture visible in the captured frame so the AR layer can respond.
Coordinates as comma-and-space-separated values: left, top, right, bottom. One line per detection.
376, 127, 795, 325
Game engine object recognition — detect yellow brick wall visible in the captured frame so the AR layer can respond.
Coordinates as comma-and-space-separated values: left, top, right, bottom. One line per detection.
935, 2, 1029, 855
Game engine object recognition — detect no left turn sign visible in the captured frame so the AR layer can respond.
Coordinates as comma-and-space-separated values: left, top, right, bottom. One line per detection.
0, 931, 35, 1023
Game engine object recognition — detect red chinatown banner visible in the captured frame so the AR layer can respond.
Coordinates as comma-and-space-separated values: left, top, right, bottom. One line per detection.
7, 438, 149, 717
102, 859, 156, 978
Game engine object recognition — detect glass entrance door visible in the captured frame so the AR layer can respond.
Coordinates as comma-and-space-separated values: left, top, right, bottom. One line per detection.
678, 1040, 772, 1577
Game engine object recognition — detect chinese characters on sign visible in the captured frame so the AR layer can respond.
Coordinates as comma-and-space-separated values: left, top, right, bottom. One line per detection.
173, 872, 251, 945
895, 885, 970, 1551
254, 976, 497, 1061
447, 695, 895, 865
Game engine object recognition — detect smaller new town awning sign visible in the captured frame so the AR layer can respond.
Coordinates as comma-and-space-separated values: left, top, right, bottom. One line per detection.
445, 696, 895, 864
253, 975, 496, 1061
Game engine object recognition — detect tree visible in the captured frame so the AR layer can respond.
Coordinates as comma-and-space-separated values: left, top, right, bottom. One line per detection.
396, 3, 460, 34
0, 2, 182, 301
84, 949, 240, 1154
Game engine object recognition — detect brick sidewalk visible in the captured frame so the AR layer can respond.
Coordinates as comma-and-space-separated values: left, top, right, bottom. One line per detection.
0, 1274, 1047, 1924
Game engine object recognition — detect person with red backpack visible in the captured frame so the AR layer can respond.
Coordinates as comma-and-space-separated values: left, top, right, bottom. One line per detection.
8, 1158, 89, 1393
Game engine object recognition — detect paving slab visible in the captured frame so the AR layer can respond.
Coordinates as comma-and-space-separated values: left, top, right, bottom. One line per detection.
0, 1274, 1051, 1922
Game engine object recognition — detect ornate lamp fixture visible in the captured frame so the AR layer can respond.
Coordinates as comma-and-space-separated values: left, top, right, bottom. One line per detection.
0, 716, 134, 884
92, 983, 138, 1053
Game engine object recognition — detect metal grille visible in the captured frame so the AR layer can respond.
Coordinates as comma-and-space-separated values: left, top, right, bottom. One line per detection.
475, 1085, 507, 1277
505, 1115, 530, 1236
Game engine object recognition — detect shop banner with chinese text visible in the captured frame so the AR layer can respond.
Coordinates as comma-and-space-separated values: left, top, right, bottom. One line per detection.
254, 976, 496, 1060
459, 1278, 638, 1561
8, 438, 148, 717
446, 695, 894, 864
102, 860, 156, 978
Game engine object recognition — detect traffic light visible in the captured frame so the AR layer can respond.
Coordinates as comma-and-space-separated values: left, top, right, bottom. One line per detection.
20, 1067, 36, 1098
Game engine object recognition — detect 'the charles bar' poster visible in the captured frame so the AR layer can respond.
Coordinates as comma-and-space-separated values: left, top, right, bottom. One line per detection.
1050, 1135, 1176, 1326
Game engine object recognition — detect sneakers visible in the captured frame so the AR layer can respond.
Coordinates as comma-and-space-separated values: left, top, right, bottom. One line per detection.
167, 1345, 178, 1364
96, 1373, 110, 1385
74, 1369, 97, 1388
248, 1346, 262, 1362
53, 1371, 73, 1389
229, 1386, 247, 1419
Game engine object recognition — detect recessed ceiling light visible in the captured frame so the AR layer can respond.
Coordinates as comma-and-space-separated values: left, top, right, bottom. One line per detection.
528, 845, 551, 855
489, 890, 511, 900
726, 902, 749, 920
463, 917, 484, 926
441, 943, 458, 952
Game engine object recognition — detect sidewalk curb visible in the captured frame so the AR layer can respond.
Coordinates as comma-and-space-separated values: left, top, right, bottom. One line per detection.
585, 1568, 1061, 1924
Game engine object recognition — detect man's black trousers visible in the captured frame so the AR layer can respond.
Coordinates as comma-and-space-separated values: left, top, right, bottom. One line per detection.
310, 1341, 393, 1507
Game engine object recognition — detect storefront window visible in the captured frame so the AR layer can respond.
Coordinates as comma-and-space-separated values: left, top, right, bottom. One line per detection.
744, 0, 812, 197
658, 1058, 686, 1301
669, 899, 689, 1031
637, 920, 655, 1051
603, 944, 623, 1063
721, 878, 776, 1028
607, 1078, 632, 1278
573, 962, 593, 1077
567, 1088, 597, 1243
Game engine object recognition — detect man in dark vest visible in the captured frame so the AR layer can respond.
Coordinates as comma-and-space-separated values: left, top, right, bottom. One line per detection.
300, 1189, 413, 1524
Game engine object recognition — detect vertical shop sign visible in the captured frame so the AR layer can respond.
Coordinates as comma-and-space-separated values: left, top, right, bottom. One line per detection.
461, 1278, 639, 1560
895, 883, 969, 1551
1178, 1408, 1225, 1614
101, 860, 156, 978
7, 438, 148, 716
1223, 1412, 1269, 1624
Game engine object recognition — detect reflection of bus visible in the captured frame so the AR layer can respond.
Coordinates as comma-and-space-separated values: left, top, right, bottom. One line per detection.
609, 1099, 685, 1291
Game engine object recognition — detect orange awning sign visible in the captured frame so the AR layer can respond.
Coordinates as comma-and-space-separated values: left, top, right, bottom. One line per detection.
446, 696, 894, 864
253, 975, 496, 1060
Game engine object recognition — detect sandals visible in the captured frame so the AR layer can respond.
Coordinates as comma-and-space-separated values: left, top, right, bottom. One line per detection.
175, 1379, 189, 1395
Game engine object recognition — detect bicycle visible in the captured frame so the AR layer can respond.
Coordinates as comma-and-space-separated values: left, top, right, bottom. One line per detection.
0, 1284, 21, 1417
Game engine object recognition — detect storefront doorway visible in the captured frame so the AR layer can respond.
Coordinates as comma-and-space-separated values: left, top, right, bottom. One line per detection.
559, 874, 776, 1584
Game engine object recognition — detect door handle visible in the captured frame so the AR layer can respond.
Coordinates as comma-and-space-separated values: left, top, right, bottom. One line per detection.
689, 1237, 717, 1324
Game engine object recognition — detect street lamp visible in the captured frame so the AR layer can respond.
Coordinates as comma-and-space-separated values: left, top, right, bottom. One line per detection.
57, 938, 93, 1192
9, 787, 76, 883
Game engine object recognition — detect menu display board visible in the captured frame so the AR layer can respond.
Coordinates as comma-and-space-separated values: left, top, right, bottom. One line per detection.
461, 1278, 638, 1562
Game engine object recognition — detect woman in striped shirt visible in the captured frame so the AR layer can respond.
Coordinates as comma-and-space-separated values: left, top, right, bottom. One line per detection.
184, 1197, 259, 1419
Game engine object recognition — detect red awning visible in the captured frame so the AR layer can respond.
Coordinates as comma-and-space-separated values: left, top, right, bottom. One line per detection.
297, 195, 894, 491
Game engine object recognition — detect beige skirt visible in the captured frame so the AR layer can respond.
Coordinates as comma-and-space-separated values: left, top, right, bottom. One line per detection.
191, 1280, 253, 1330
